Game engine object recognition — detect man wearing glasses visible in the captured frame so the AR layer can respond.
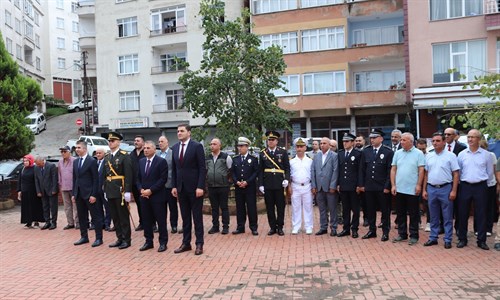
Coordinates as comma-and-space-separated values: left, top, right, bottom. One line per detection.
444, 128, 466, 156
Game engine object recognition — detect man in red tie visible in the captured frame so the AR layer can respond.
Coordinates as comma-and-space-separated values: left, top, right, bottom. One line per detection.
444, 128, 467, 156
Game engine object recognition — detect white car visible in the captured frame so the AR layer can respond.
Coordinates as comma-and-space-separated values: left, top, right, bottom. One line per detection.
25, 113, 46, 135
67, 100, 92, 112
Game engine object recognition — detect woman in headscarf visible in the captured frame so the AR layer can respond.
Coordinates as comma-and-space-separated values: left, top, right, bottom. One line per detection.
18, 154, 44, 228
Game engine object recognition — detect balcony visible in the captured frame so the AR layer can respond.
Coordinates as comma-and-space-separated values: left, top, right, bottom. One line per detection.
484, 0, 500, 30
150, 25, 187, 37
76, 1, 95, 17
79, 36, 96, 49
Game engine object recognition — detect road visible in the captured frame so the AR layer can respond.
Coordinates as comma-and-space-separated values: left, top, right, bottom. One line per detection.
31, 111, 85, 158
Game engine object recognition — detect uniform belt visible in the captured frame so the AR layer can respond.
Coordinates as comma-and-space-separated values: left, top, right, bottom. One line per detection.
264, 168, 284, 174
427, 182, 451, 188
107, 175, 125, 181
292, 181, 311, 186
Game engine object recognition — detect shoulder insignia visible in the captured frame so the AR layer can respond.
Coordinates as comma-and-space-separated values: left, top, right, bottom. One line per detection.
120, 150, 127, 154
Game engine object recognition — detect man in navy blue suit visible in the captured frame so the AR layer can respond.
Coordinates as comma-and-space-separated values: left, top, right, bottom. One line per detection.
137, 141, 169, 252
171, 124, 206, 255
72, 140, 103, 247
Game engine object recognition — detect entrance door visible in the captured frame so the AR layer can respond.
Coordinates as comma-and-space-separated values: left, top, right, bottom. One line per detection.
331, 128, 351, 151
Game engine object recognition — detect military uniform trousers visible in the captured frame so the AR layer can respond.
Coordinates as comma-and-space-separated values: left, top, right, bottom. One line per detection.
235, 186, 258, 231
108, 197, 131, 244
340, 190, 360, 232
291, 183, 313, 233
264, 188, 286, 230
316, 189, 338, 231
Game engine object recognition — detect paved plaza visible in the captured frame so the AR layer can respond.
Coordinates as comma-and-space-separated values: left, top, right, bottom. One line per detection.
0, 204, 498, 299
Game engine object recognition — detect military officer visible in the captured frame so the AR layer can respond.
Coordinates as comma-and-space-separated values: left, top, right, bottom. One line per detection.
232, 137, 259, 235
337, 133, 362, 238
103, 132, 133, 249
359, 128, 394, 242
259, 131, 290, 236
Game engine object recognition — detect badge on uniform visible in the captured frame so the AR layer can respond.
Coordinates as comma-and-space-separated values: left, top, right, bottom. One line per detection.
248, 159, 252, 163
351, 156, 355, 161
380, 154, 384, 159
115, 158, 120, 164
278, 159, 282, 162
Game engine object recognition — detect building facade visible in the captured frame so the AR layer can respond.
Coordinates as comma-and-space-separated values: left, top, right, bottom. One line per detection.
251, 0, 409, 149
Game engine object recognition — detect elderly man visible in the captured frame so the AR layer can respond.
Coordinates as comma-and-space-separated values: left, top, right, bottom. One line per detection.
311, 137, 339, 236
457, 129, 494, 250
422, 132, 459, 249
329, 139, 338, 153
390, 133, 425, 245
34, 156, 59, 230
288, 137, 314, 235
58, 146, 77, 230
444, 128, 467, 155
206, 138, 232, 235
308, 140, 320, 158
95, 147, 111, 231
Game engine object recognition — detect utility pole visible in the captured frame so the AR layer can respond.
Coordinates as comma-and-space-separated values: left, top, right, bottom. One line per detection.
81, 51, 91, 135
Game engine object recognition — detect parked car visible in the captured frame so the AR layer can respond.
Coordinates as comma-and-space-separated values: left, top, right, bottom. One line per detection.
67, 100, 92, 112
25, 113, 47, 135
0, 160, 23, 183
66, 135, 110, 156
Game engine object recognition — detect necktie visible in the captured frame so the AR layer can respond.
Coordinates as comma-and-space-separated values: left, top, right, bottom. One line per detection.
345, 151, 349, 158
179, 143, 185, 164
241, 155, 245, 164
98, 160, 102, 173
79, 157, 84, 169
373, 148, 377, 157
448, 144, 451, 152
41, 167, 44, 176
145, 159, 151, 176
393, 145, 396, 152
270, 150, 274, 156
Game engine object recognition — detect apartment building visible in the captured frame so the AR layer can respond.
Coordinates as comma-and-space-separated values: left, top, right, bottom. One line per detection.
408, 0, 499, 137
1, 0, 45, 86
252, 0, 408, 148
41, 0, 82, 104
77, 0, 245, 140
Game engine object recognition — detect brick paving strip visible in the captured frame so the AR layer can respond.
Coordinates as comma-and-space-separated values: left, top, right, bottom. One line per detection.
0, 205, 498, 299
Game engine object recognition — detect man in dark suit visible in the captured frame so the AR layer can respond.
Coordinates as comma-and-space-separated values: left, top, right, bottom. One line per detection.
171, 124, 207, 255
137, 141, 169, 252
232, 137, 259, 235
337, 133, 362, 239
157, 135, 180, 233
95, 147, 111, 231
359, 128, 394, 242
34, 156, 59, 230
259, 131, 290, 236
72, 140, 103, 247
130, 135, 146, 231
444, 128, 467, 156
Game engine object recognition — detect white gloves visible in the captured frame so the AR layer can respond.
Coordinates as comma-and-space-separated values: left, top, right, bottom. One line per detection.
259, 186, 265, 194
124, 192, 131, 202
282, 180, 289, 188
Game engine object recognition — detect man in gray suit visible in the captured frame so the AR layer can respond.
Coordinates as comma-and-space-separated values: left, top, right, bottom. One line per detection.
34, 156, 59, 230
158, 135, 180, 233
311, 137, 339, 236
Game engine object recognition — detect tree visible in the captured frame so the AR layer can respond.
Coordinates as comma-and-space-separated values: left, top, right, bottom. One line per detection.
0, 31, 42, 160
178, 0, 291, 148
444, 71, 499, 140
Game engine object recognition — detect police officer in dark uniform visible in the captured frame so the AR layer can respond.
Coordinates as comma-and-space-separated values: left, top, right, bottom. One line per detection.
359, 128, 394, 242
337, 133, 362, 239
258, 131, 290, 236
103, 132, 133, 249
232, 137, 259, 236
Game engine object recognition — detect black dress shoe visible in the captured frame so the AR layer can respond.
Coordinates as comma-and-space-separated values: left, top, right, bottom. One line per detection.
232, 229, 245, 235
49, 224, 57, 230
267, 229, 276, 236
139, 243, 154, 251
252, 230, 259, 236
174, 244, 192, 254
171, 227, 178, 234
424, 240, 438, 247
330, 229, 337, 237
494, 243, 500, 251
63, 225, 75, 230
362, 232, 377, 239
444, 242, 452, 249
337, 230, 350, 237
195, 246, 203, 255
277, 229, 284, 236
208, 227, 220, 234
41, 223, 51, 230
135, 224, 144, 231
118, 242, 131, 250
92, 239, 103, 247
381, 234, 389, 242
477, 242, 489, 250
392, 235, 408, 243
352, 231, 359, 238
158, 244, 167, 252
457, 240, 467, 248
221, 228, 229, 235
315, 229, 327, 236
109, 240, 123, 248
74, 237, 89, 246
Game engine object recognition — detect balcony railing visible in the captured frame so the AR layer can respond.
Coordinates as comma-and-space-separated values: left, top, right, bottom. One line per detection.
485, 0, 499, 14
151, 65, 185, 74
150, 25, 187, 37
152, 103, 185, 113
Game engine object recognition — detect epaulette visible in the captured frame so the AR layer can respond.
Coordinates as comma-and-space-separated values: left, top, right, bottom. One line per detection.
120, 150, 127, 154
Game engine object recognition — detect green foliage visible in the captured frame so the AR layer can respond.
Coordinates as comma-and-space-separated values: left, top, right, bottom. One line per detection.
45, 96, 66, 108
178, 0, 291, 149
0, 31, 43, 160
45, 107, 67, 117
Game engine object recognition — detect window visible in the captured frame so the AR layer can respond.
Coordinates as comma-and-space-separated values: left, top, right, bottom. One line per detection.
73, 79, 82, 100
352, 25, 403, 46
160, 52, 186, 72
15, 18, 21, 34
6, 38, 13, 54
73, 60, 81, 71
432, 40, 486, 83
274, 75, 300, 96
302, 27, 345, 51
260, 32, 298, 54
253, 0, 297, 14
16, 44, 22, 60
25, 22, 34, 40
165, 90, 184, 111
71, 2, 78, 13
118, 54, 139, 74
24, 0, 34, 18
36, 57, 41, 70
151, 5, 186, 35
301, 0, 343, 8
57, 37, 65, 49
354, 70, 405, 92
56, 17, 64, 29
5, 10, 12, 27
35, 34, 40, 48
56, 0, 64, 9
14, 0, 20, 9
34, 11, 39, 25
117, 17, 138, 37
72, 21, 79, 32
58, 57, 66, 69
303, 71, 346, 94
430, 0, 483, 20
119, 91, 140, 111
72, 40, 79, 51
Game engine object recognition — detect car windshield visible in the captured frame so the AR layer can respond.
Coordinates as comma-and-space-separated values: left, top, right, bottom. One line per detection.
26, 118, 36, 125
93, 139, 109, 146
0, 161, 19, 176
